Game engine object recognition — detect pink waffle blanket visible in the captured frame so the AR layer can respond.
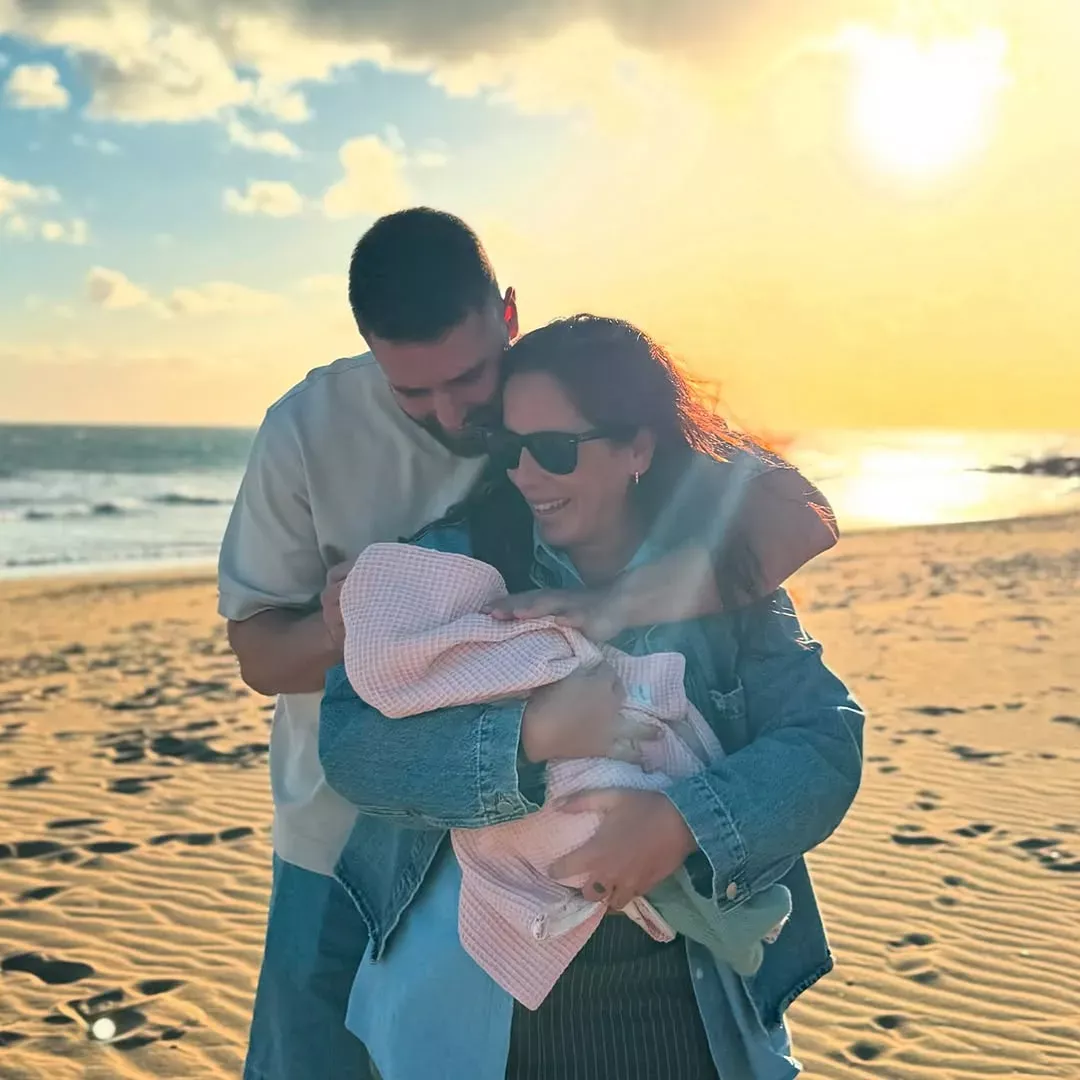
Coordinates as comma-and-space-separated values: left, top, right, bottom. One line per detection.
340, 542, 725, 1010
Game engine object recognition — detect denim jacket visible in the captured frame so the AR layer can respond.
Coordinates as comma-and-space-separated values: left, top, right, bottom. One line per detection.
319, 508, 864, 1037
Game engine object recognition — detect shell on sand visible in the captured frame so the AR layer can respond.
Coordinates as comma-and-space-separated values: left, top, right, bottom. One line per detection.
1, 513, 1078, 1078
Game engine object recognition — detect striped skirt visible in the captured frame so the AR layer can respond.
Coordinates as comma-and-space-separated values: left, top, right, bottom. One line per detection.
505, 916, 720, 1080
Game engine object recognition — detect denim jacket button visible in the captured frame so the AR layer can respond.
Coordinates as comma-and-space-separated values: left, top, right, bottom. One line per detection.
496, 795, 517, 813
725, 881, 739, 902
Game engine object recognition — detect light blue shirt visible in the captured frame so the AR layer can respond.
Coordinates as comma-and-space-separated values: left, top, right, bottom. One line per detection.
347, 844, 799, 1080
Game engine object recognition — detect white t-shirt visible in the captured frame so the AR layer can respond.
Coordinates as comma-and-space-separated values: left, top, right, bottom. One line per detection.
217, 353, 484, 875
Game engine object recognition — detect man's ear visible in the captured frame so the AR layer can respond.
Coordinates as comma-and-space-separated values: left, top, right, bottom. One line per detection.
503, 287, 520, 341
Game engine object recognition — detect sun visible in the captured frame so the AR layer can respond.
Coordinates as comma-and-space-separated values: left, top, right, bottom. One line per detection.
841, 26, 1010, 180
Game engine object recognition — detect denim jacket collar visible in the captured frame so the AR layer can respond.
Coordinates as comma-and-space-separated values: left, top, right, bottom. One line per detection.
532, 525, 658, 591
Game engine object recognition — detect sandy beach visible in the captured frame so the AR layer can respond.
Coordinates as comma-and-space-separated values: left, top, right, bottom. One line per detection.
1, 513, 1077, 1079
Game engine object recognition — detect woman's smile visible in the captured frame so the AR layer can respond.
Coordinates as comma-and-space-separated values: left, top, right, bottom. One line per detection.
529, 498, 570, 517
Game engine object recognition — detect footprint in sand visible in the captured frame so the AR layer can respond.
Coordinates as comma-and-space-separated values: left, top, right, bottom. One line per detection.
890, 932, 934, 949
47, 818, 104, 830
950, 745, 1009, 765
61, 979, 189, 1049
17, 885, 67, 903
0, 840, 68, 860
149, 826, 253, 848
136, 978, 185, 996
848, 1040, 888, 1062
1014, 837, 1080, 873
109, 774, 173, 795
909, 705, 965, 717
83, 840, 139, 855
888, 934, 941, 985
0, 1031, 28, 1048
873, 1014, 908, 1032
6, 766, 53, 789
1, 952, 95, 985
111, 1024, 189, 1052
953, 822, 995, 839
1052, 715, 1080, 729
891, 826, 948, 847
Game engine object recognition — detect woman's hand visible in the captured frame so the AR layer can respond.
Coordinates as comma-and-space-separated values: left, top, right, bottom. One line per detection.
520, 663, 660, 764
548, 789, 698, 912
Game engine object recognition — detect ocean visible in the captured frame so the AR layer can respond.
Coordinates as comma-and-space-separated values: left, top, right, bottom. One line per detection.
1, 424, 1077, 579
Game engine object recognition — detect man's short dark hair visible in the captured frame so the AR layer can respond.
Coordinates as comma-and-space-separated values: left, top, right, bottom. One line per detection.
348, 207, 501, 343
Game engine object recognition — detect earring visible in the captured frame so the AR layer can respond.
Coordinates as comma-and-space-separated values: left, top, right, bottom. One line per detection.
633, 471, 640, 485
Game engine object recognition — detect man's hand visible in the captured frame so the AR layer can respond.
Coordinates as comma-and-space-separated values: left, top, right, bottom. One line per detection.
228, 558, 354, 697
520, 663, 660, 765
483, 589, 629, 641
320, 558, 355, 650
548, 789, 697, 912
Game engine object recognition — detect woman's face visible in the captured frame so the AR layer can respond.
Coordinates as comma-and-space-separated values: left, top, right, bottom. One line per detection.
501, 370, 652, 551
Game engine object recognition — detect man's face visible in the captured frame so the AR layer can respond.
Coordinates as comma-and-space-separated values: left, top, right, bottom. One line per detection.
368, 298, 515, 457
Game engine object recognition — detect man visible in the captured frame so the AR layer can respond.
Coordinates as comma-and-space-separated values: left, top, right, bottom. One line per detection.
220, 207, 837, 1080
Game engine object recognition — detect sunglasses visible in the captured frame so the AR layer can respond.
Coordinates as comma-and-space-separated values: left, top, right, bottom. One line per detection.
483, 427, 632, 475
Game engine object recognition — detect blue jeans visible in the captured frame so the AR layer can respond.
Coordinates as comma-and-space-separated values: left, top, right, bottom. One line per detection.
244, 854, 375, 1080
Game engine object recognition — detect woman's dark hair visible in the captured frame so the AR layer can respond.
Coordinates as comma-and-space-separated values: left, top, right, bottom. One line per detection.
447, 314, 790, 610
502, 314, 781, 520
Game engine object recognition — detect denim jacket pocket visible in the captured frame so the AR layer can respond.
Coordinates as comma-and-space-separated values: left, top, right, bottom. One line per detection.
707, 681, 750, 753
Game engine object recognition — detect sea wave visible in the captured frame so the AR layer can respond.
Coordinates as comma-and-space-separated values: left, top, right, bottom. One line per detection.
150, 492, 232, 507
17, 492, 232, 521
23, 501, 141, 522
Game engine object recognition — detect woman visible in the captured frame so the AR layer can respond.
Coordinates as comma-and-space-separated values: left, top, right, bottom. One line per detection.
319, 315, 864, 1080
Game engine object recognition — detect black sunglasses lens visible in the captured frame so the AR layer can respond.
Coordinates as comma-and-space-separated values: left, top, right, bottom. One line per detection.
529, 434, 578, 475
486, 431, 581, 474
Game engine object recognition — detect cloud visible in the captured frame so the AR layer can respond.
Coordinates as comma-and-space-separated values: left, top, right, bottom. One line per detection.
0, 0, 759, 131
168, 281, 285, 316
72, 133, 121, 154
4, 62, 70, 109
226, 118, 301, 157
0, 175, 60, 218
224, 179, 305, 217
0, 175, 91, 246
322, 135, 409, 219
25, 295, 75, 319
41, 218, 90, 245
415, 148, 449, 168
87, 267, 157, 311
3, 213, 32, 237
297, 273, 347, 294
85, 267, 285, 318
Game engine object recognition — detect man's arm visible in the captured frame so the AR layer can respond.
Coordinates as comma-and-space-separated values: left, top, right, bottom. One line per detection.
227, 608, 340, 697
218, 410, 340, 695
485, 455, 838, 635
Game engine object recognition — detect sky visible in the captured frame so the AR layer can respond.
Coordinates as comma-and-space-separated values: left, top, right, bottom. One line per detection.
0, 0, 1077, 432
